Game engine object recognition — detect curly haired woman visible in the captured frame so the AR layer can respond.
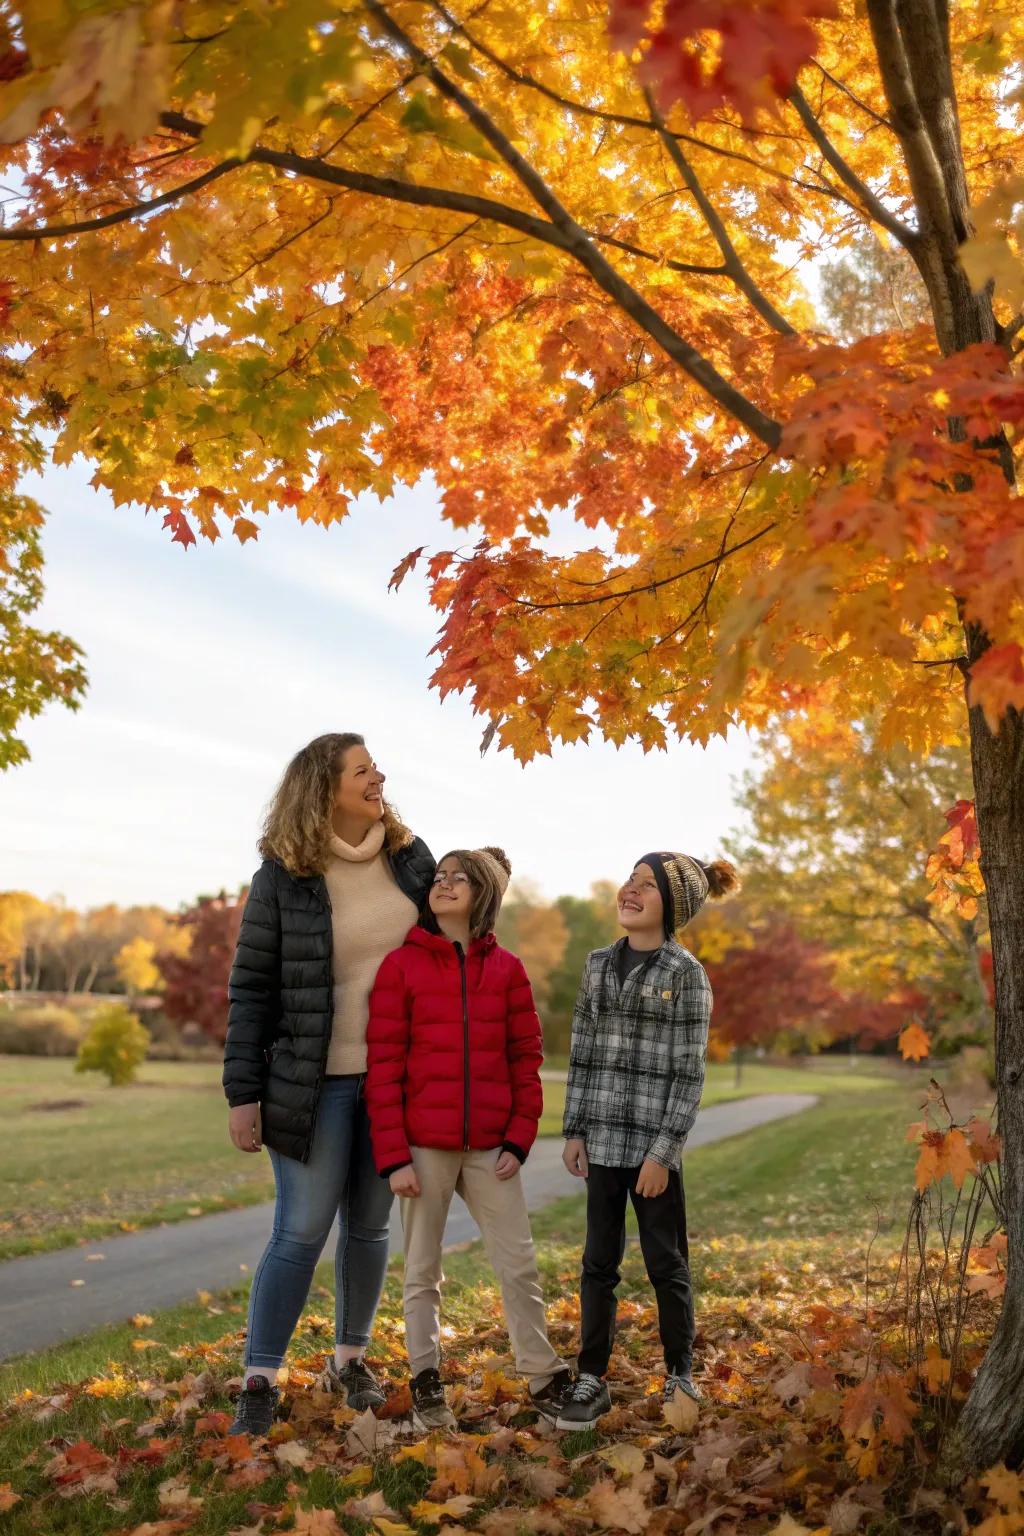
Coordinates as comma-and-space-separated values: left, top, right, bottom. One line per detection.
222, 733, 434, 1434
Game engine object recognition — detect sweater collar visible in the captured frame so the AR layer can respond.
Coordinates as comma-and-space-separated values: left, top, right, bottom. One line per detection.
328, 821, 385, 864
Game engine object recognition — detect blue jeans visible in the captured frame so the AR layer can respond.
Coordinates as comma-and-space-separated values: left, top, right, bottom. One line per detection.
245, 1074, 394, 1369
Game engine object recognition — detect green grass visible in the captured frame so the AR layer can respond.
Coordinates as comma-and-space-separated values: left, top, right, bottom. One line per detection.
0, 1058, 274, 1260
536, 1054, 901, 1136
1, 1084, 919, 1401
0, 1084, 940, 1536
2, 1053, 914, 1257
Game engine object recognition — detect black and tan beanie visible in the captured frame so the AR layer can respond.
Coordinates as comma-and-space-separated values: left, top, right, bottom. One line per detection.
640, 852, 740, 937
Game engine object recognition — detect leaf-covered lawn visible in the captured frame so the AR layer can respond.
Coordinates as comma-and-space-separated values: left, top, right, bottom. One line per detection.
1, 1087, 1008, 1535
1, 1056, 899, 1258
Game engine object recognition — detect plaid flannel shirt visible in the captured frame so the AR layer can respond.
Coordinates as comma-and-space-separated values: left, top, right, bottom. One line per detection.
561, 937, 712, 1170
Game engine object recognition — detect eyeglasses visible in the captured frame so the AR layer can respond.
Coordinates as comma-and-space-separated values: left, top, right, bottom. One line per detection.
432, 870, 472, 888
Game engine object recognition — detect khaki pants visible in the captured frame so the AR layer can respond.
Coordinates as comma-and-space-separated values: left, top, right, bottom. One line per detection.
401, 1146, 563, 1388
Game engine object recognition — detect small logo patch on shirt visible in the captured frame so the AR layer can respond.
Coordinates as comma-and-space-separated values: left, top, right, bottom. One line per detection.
662, 989, 673, 1000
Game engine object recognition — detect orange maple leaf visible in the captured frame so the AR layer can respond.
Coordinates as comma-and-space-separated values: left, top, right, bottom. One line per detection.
968, 1117, 1002, 1165
968, 643, 1024, 733
840, 1371, 916, 1444
899, 1022, 931, 1061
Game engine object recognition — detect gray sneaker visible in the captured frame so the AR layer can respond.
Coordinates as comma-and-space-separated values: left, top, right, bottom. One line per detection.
555, 1371, 611, 1429
410, 1367, 457, 1431
315, 1356, 386, 1410
665, 1372, 701, 1402
229, 1374, 279, 1437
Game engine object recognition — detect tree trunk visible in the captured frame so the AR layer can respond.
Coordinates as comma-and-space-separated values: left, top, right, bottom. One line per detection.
948, 674, 1024, 1469
863, 0, 1024, 1469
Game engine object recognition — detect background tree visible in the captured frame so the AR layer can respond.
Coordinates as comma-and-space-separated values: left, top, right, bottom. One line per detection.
3, 0, 1024, 1467
705, 917, 923, 1078
818, 229, 932, 344
74, 1002, 150, 1087
156, 891, 246, 1044
0, 891, 51, 988
0, 486, 87, 770
114, 935, 163, 1002
497, 879, 568, 1020
543, 883, 621, 1055
727, 718, 990, 1045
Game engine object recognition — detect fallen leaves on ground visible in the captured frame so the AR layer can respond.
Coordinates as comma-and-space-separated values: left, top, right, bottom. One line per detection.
0, 1231, 1013, 1536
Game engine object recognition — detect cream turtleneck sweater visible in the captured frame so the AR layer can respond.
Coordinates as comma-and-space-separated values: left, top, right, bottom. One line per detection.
323, 821, 418, 1076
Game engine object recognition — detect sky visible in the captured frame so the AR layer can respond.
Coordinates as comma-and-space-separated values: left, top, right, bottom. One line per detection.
2, 458, 757, 911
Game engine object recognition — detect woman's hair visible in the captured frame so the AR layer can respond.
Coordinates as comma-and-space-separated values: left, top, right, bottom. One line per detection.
438, 845, 512, 938
698, 858, 742, 900
258, 732, 413, 876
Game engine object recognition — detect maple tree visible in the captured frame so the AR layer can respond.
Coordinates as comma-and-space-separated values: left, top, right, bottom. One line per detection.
115, 934, 164, 998
156, 890, 246, 1044
727, 719, 992, 1043
496, 879, 569, 1015
0, 485, 86, 770
704, 918, 918, 1064
3, 0, 1024, 1468
0, 894, 179, 994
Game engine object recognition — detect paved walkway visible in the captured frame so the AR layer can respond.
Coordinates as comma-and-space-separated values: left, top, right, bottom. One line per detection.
0, 1094, 816, 1360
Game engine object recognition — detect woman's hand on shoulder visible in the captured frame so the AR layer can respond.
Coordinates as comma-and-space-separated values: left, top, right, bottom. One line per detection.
389, 1163, 421, 1198
228, 1103, 262, 1153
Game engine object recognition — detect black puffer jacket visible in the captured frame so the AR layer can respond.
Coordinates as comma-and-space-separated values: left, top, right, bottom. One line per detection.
222, 836, 434, 1162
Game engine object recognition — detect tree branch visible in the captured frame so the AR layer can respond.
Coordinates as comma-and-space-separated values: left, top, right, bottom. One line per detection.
862, 0, 959, 257
644, 87, 795, 335
361, 0, 782, 447
0, 161, 238, 240
8, 104, 732, 293
422, 0, 863, 208
812, 62, 893, 129
788, 83, 917, 249
514, 521, 778, 612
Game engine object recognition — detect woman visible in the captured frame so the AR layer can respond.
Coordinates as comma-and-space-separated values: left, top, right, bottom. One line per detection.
222, 732, 434, 1435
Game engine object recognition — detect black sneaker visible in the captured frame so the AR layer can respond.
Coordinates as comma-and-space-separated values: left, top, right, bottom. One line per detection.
229, 1374, 279, 1436
529, 1367, 575, 1423
555, 1371, 611, 1429
410, 1367, 456, 1431
316, 1356, 386, 1410
665, 1371, 701, 1402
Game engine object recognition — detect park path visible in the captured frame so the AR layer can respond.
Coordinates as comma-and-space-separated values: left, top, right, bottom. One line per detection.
0, 1093, 816, 1361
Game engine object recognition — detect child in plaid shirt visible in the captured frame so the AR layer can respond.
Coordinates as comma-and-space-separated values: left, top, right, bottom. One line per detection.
557, 851, 739, 1428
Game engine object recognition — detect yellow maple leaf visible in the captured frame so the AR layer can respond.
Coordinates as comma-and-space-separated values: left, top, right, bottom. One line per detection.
409, 1495, 478, 1522
598, 1442, 646, 1478
982, 1464, 1024, 1512
585, 1478, 649, 1535
920, 1344, 951, 1394
663, 1387, 699, 1433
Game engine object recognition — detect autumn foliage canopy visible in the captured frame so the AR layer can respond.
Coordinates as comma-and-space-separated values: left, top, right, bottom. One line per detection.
1, 0, 1023, 765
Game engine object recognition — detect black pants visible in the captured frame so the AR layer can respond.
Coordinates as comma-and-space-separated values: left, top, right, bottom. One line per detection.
578, 1162, 694, 1378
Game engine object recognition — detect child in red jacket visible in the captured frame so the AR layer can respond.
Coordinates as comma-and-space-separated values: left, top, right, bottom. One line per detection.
366, 845, 572, 1431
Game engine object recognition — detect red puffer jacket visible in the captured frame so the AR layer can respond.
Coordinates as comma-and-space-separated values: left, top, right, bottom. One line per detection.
365, 925, 544, 1175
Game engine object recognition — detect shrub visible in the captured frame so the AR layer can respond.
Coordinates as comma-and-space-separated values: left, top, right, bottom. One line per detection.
75, 1004, 150, 1086
0, 1003, 85, 1056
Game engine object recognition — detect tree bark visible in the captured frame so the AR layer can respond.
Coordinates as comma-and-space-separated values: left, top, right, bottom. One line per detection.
865, 0, 1024, 1470
949, 671, 1024, 1469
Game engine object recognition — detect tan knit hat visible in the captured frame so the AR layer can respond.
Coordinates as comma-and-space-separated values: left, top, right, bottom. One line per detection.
473, 847, 511, 895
